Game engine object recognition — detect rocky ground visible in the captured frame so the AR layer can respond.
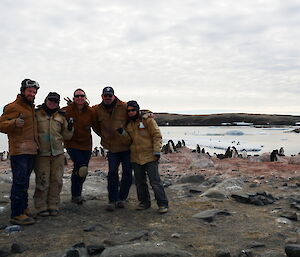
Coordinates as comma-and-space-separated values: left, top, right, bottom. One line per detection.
0, 147, 300, 257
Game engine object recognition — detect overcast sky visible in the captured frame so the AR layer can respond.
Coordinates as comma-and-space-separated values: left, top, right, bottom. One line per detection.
1, 0, 300, 115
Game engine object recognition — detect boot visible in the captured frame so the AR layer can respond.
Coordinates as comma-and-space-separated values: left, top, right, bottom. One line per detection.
10, 214, 35, 225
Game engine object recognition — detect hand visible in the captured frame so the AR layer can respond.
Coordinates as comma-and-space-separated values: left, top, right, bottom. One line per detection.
15, 114, 24, 127
67, 118, 74, 131
116, 128, 124, 134
64, 97, 72, 106
154, 152, 161, 160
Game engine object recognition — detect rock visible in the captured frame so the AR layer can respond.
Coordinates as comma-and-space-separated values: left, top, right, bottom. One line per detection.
188, 187, 203, 194
180, 175, 205, 184
189, 156, 214, 169
11, 243, 27, 253
238, 249, 253, 257
83, 225, 97, 232
171, 233, 181, 238
64, 243, 88, 257
100, 241, 193, 257
285, 244, 300, 257
103, 231, 149, 246
248, 242, 265, 248
192, 209, 231, 222
216, 248, 231, 257
285, 238, 298, 244
280, 211, 298, 221
276, 217, 293, 225
201, 189, 227, 199
231, 193, 250, 203
0, 247, 10, 257
86, 245, 105, 255
66, 249, 80, 257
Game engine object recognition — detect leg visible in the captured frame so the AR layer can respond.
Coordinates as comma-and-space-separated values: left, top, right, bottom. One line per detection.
48, 154, 64, 211
107, 152, 121, 203
145, 161, 168, 207
34, 156, 51, 212
132, 162, 150, 206
10, 155, 35, 218
67, 148, 91, 198
119, 150, 132, 201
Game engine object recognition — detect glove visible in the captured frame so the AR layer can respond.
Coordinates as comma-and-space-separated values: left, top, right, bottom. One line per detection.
15, 113, 25, 127
67, 118, 74, 131
154, 152, 161, 160
116, 128, 124, 134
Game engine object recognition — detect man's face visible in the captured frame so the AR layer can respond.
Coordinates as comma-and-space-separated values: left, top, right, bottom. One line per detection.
127, 107, 137, 117
46, 99, 59, 110
102, 94, 115, 105
23, 87, 37, 102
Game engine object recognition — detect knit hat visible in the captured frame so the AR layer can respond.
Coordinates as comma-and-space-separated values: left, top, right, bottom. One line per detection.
127, 100, 140, 111
46, 92, 60, 102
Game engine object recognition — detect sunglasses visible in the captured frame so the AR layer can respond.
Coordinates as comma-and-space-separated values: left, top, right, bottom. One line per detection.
103, 94, 113, 98
127, 109, 136, 113
25, 80, 40, 89
48, 99, 59, 103
74, 94, 86, 98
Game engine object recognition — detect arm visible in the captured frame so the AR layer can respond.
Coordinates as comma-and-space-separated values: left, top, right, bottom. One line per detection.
0, 105, 20, 134
146, 118, 162, 154
61, 117, 74, 140
91, 106, 102, 137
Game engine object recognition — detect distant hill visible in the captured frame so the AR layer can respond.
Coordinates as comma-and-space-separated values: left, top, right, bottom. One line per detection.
154, 113, 300, 126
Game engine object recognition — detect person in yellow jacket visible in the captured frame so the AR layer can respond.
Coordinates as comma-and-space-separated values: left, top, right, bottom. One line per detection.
34, 92, 74, 217
118, 100, 168, 214
0, 79, 40, 225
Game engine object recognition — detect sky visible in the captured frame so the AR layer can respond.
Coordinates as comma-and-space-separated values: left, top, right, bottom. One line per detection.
1, 0, 300, 115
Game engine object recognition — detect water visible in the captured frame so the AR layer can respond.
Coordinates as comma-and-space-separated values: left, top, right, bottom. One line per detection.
0, 126, 299, 156
159, 126, 300, 156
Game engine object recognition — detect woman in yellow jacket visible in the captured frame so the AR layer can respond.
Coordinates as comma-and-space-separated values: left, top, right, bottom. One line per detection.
119, 101, 168, 214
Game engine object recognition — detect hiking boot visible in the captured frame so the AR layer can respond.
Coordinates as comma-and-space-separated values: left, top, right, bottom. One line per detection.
10, 215, 35, 225
38, 210, 50, 217
116, 201, 125, 208
24, 208, 37, 219
158, 206, 168, 214
106, 202, 116, 212
136, 202, 151, 211
48, 209, 59, 216
71, 196, 85, 205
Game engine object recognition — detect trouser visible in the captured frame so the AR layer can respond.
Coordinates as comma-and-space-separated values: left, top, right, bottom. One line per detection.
33, 154, 65, 211
107, 150, 132, 202
132, 161, 168, 207
67, 148, 91, 198
10, 154, 36, 218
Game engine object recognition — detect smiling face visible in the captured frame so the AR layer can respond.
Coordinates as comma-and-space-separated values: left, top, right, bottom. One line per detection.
46, 99, 59, 110
127, 107, 137, 118
102, 93, 115, 105
23, 87, 37, 103
73, 90, 86, 106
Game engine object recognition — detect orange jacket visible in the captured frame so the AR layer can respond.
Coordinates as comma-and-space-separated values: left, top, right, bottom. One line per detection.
0, 95, 39, 155
92, 98, 129, 153
63, 102, 99, 151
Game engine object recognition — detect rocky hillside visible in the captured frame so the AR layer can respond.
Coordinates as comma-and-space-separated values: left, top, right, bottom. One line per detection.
154, 113, 300, 126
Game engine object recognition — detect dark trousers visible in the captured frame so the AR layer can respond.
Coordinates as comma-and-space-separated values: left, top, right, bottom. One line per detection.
10, 154, 36, 218
107, 150, 132, 202
132, 161, 168, 207
67, 148, 91, 198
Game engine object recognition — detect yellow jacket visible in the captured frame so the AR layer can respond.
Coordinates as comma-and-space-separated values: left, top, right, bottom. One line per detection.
0, 94, 39, 155
92, 98, 129, 153
122, 117, 162, 165
35, 107, 74, 157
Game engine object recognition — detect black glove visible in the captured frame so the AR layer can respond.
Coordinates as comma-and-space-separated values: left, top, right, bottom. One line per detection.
67, 118, 74, 131
116, 128, 124, 134
154, 152, 161, 160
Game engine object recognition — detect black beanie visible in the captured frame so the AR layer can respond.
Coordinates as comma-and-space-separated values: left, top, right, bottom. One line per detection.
127, 100, 140, 111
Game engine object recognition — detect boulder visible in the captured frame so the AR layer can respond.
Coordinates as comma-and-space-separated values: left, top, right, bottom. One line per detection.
192, 209, 231, 222
285, 244, 300, 257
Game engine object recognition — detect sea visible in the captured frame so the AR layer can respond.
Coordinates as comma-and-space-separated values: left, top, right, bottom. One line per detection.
0, 126, 299, 156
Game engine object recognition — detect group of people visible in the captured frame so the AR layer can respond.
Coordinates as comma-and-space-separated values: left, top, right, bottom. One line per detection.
0, 79, 168, 226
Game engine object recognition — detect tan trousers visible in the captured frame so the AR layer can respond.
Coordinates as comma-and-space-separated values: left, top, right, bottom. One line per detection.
34, 154, 64, 211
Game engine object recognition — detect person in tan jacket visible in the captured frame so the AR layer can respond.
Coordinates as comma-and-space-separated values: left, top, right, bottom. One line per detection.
92, 87, 132, 211
119, 100, 168, 214
34, 92, 74, 217
0, 79, 40, 225
63, 89, 99, 204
